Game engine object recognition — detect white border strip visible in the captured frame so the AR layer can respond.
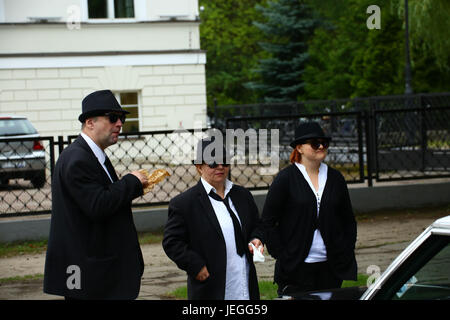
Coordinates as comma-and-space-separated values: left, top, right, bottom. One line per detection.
0, 52, 206, 69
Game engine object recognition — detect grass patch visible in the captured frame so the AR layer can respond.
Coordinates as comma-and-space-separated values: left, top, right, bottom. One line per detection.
0, 273, 43, 284
258, 281, 278, 300
166, 286, 188, 300
0, 230, 164, 258
342, 273, 369, 288
167, 274, 369, 300
138, 228, 164, 245
0, 239, 47, 258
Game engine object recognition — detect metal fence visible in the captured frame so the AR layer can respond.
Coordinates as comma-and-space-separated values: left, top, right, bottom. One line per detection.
72, 129, 210, 208
225, 106, 450, 189
374, 106, 450, 181
0, 136, 55, 216
1, 102, 449, 217
0, 129, 210, 217
225, 111, 366, 189
212, 92, 450, 127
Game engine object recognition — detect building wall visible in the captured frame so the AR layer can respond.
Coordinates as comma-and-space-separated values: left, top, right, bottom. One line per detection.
0, 0, 199, 23
0, 63, 206, 136
0, 0, 207, 138
0, 23, 201, 54
1, 0, 80, 22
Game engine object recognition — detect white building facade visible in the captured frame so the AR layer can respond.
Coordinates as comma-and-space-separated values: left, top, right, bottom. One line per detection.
0, 0, 207, 137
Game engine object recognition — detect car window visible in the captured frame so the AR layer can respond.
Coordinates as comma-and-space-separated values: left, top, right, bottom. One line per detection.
0, 119, 37, 136
373, 235, 450, 300
394, 241, 450, 300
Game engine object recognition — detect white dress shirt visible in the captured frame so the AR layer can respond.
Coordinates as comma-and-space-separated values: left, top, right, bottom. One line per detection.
80, 132, 113, 183
295, 162, 328, 263
200, 177, 250, 300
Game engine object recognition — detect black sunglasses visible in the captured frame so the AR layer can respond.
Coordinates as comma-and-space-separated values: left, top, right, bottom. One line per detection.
305, 139, 330, 150
206, 162, 230, 169
104, 112, 126, 124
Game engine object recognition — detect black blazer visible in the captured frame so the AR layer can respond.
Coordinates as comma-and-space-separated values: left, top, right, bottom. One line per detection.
162, 180, 264, 300
262, 164, 357, 284
43, 135, 144, 299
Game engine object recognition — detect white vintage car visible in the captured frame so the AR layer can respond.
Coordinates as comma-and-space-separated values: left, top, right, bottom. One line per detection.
361, 215, 450, 300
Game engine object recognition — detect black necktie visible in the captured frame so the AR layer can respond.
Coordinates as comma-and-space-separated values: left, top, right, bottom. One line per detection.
208, 190, 245, 257
104, 156, 118, 182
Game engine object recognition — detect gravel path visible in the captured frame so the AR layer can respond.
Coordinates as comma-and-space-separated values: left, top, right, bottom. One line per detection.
0, 209, 447, 300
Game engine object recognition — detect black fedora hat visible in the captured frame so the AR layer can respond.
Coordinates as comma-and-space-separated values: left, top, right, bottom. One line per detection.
193, 136, 231, 165
78, 90, 129, 123
290, 122, 331, 148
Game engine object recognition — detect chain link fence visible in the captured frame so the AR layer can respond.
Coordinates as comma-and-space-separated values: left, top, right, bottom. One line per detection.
102, 129, 207, 207
226, 111, 365, 190
0, 137, 54, 215
1, 96, 449, 217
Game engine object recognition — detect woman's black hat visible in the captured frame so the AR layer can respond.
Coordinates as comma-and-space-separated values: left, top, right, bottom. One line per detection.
78, 90, 129, 123
290, 122, 331, 148
193, 136, 231, 165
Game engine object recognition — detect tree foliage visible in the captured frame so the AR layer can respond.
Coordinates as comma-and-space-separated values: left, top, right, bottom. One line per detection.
199, 0, 450, 106
199, 0, 267, 108
304, 0, 450, 99
393, 0, 450, 70
246, 0, 320, 102
304, 0, 368, 99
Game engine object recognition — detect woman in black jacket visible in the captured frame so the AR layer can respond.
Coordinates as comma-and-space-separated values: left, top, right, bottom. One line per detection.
262, 122, 357, 296
163, 137, 264, 300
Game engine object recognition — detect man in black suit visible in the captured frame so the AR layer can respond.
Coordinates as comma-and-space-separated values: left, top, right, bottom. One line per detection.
163, 137, 265, 300
43, 90, 149, 300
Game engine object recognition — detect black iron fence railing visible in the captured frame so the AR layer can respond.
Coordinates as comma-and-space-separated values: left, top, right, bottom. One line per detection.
212, 92, 450, 128
1, 104, 448, 217
374, 106, 450, 182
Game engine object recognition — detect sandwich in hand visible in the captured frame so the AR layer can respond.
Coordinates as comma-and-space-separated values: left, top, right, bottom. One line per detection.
139, 168, 170, 194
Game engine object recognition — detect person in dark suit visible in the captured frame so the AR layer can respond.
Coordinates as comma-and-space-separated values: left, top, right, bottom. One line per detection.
43, 90, 149, 300
262, 122, 357, 296
162, 137, 265, 300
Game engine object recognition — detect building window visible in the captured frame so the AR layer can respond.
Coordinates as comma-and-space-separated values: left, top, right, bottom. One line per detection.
88, 0, 135, 19
88, 0, 108, 18
115, 92, 139, 133
114, 0, 135, 18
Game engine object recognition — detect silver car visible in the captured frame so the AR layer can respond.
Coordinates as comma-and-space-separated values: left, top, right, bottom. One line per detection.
0, 115, 46, 188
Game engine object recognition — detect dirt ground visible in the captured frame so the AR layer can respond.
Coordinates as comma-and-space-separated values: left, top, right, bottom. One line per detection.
0, 207, 448, 300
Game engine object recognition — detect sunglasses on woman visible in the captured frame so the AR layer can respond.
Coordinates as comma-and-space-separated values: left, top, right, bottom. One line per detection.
206, 162, 230, 169
305, 139, 330, 150
104, 112, 126, 124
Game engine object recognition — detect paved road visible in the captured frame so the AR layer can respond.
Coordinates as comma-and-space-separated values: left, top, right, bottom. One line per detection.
0, 210, 447, 300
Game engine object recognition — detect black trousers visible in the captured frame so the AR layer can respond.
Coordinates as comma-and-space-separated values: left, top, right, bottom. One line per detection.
277, 261, 342, 296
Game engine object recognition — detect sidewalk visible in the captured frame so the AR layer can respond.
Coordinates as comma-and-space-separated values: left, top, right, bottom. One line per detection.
0, 209, 447, 300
